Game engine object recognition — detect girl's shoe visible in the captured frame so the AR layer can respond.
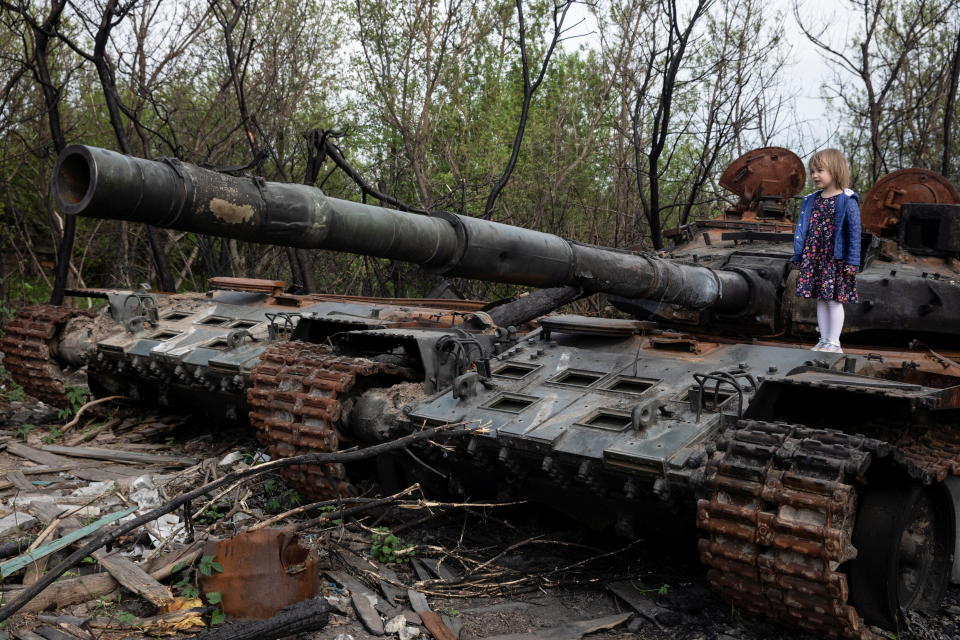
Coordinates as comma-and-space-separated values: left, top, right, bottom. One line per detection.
820, 342, 844, 353
811, 339, 828, 351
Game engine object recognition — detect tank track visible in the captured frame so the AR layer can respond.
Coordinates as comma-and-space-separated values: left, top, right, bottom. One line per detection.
246, 341, 408, 500
0, 305, 93, 408
697, 419, 946, 640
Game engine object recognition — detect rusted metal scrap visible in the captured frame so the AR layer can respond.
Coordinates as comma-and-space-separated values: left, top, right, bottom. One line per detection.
198, 530, 319, 620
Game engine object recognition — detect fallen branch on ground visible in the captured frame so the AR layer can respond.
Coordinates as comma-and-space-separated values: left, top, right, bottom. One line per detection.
0, 422, 479, 621
60, 395, 127, 433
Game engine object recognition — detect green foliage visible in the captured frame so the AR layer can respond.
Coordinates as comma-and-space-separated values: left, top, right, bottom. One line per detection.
370, 527, 412, 564
0, 365, 25, 404
198, 555, 224, 577
14, 423, 36, 441
261, 476, 302, 514
41, 426, 62, 445
56, 387, 89, 421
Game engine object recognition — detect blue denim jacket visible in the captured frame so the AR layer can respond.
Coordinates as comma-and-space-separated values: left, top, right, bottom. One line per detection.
791, 189, 862, 267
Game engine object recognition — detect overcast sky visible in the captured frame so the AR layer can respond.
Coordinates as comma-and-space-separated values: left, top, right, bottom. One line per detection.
565, 0, 859, 156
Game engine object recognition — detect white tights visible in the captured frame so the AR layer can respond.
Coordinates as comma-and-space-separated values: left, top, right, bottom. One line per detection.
816, 300, 845, 345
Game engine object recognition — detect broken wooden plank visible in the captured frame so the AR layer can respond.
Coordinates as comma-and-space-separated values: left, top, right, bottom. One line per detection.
40, 445, 196, 467
351, 591, 384, 635
0, 462, 100, 476
13, 630, 48, 640
406, 589, 457, 640
325, 570, 373, 598
92, 549, 175, 607
16, 545, 202, 614
5, 442, 70, 466
605, 580, 669, 631
27, 502, 68, 525
481, 613, 631, 640
7, 470, 37, 491
0, 507, 136, 578
32, 626, 77, 640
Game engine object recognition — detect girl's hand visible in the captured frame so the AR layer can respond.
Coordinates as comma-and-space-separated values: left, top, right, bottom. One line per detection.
844, 264, 858, 276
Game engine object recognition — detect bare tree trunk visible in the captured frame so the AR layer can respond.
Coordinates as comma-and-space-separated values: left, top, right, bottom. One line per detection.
942, 29, 960, 178
482, 0, 571, 219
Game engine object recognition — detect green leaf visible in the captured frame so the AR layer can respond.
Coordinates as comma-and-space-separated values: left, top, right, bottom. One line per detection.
210, 608, 226, 625
205, 591, 222, 605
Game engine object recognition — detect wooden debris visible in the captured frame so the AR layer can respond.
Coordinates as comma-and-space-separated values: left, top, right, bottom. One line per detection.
12, 630, 47, 640
0, 423, 471, 622
481, 613, 631, 640
40, 445, 197, 467
17, 545, 202, 614
31, 626, 76, 640
89, 605, 208, 634
190, 597, 331, 640
352, 591, 385, 635
6, 442, 68, 466
605, 580, 669, 631
27, 502, 68, 525
407, 589, 457, 640
65, 419, 119, 447
92, 549, 175, 607
0, 507, 136, 578
7, 470, 37, 491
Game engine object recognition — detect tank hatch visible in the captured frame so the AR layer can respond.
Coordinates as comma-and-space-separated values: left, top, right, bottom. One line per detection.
718, 146, 805, 220
861, 168, 960, 235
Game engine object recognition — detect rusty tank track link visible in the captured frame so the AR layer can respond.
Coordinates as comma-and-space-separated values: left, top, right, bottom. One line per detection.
246, 341, 406, 501
696, 419, 938, 640
0, 305, 93, 408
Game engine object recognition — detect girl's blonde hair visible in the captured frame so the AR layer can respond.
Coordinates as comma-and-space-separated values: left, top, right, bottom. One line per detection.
808, 148, 851, 190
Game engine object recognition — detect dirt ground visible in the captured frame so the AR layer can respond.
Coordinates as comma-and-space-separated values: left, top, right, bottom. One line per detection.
1, 393, 959, 640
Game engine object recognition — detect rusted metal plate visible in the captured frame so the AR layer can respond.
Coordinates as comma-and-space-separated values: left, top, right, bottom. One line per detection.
208, 276, 286, 295
861, 169, 960, 234
719, 147, 806, 220
200, 529, 319, 619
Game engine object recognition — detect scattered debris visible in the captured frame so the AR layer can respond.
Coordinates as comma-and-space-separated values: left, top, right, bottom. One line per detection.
481, 613, 631, 640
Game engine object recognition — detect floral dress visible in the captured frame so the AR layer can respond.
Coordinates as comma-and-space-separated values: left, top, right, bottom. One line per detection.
795, 193, 859, 303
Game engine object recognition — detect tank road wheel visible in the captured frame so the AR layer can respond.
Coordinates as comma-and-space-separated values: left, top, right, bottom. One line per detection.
0, 305, 94, 408
246, 341, 409, 501
849, 484, 954, 629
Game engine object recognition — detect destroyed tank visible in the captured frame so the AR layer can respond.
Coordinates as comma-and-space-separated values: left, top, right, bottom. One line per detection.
3, 144, 960, 640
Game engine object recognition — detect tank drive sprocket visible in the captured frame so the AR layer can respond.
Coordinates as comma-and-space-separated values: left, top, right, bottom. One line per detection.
0, 305, 94, 408
698, 420, 954, 639
246, 341, 410, 500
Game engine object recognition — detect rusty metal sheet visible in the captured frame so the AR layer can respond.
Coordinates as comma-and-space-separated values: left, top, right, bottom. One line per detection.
208, 276, 286, 295
719, 147, 806, 220
200, 529, 319, 620
861, 168, 960, 234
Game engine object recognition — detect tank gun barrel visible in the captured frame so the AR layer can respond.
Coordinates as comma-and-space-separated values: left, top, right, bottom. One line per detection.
54, 144, 751, 312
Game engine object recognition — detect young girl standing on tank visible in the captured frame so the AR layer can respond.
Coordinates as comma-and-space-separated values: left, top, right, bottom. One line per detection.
792, 148, 861, 353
